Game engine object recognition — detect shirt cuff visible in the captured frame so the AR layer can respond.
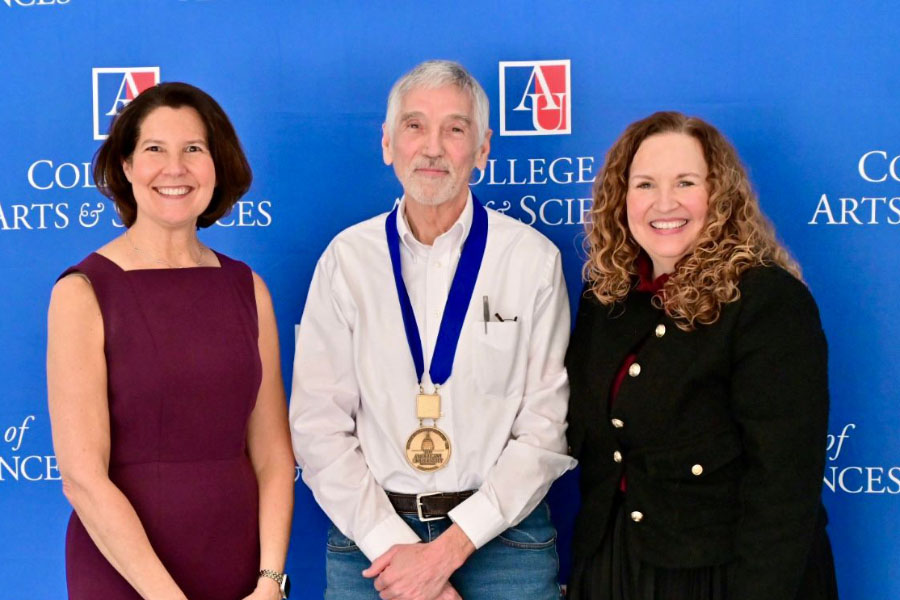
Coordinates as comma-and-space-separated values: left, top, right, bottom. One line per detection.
356, 513, 422, 561
447, 491, 508, 550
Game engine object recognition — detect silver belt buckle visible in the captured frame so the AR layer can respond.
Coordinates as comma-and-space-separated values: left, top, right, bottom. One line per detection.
415, 491, 446, 522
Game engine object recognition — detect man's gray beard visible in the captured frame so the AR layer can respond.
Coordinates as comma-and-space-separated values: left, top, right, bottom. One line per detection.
403, 176, 459, 207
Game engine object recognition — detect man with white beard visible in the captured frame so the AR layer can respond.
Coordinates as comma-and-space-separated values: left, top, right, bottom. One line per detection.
290, 60, 575, 600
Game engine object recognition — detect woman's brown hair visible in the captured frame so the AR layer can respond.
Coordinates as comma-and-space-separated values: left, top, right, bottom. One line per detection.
93, 82, 252, 228
584, 111, 800, 330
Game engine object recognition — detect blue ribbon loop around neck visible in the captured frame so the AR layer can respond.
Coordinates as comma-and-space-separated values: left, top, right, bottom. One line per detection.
385, 195, 488, 387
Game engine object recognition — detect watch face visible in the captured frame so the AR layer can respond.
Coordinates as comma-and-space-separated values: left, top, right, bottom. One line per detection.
281, 573, 290, 598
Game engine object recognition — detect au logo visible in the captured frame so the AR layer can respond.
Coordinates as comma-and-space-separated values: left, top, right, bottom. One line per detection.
499, 60, 571, 136
91, 67, 160, 140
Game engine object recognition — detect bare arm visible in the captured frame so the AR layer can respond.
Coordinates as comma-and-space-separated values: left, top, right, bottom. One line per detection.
242, 273, 295, 600
47, 274, 188, 600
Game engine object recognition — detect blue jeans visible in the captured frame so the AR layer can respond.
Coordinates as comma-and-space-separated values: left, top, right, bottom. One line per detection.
325, 502, 562, 599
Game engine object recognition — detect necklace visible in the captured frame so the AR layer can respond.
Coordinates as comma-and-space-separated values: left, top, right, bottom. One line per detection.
125, 230, 209, 269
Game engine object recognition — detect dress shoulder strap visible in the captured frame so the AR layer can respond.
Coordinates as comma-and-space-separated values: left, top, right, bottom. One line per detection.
56, 252, 124, 307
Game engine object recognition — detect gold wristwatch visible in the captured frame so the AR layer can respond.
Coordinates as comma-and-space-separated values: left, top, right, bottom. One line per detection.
258, 569, 290, 599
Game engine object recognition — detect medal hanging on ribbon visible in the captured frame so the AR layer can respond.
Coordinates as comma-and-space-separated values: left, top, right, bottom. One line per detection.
386, 195, 488, 473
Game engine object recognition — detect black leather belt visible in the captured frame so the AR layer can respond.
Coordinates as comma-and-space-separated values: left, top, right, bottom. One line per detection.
386, 491, 475, 522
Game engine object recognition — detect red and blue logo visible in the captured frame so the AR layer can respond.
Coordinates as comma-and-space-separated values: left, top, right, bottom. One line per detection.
499, 60, 571, 136
92, 67, 160, 140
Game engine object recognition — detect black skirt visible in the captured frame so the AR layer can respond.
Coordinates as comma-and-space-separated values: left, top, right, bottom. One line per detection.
567, 494, 838, 600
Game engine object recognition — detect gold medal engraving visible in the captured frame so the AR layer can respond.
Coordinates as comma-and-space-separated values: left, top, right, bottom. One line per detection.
405, 427, 451, 472
416, 393, 441, 420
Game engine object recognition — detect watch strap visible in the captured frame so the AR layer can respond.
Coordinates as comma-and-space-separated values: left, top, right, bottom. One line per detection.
258, 569, 288, 598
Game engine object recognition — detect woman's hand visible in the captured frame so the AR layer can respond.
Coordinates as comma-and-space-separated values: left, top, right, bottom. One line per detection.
241, 576, 282, 600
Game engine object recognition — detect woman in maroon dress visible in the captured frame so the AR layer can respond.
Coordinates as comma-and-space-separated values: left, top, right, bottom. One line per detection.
47, 83, 294, 600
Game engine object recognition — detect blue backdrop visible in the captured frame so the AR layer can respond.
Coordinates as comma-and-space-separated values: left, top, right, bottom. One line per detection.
1, 2, 898, 598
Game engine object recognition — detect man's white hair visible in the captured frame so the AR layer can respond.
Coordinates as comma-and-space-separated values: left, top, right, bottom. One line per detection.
385, 60, 489, 143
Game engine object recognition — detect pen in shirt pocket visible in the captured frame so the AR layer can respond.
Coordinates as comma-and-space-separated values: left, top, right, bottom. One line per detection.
482, 295, 489, 334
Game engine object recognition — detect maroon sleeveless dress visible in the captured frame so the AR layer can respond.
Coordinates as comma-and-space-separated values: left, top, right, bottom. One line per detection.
60, 251, 262, 600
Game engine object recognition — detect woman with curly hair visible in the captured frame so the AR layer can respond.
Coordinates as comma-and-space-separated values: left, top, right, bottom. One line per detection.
566, 111, 837, 600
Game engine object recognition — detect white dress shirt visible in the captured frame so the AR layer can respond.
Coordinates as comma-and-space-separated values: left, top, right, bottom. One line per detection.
290, 192, 576, 560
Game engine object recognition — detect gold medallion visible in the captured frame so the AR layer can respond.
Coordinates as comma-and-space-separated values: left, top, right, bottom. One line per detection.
405, 426, 451, 472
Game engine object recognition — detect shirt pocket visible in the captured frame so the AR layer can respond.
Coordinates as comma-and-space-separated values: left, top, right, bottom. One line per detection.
470, 320, 521, 398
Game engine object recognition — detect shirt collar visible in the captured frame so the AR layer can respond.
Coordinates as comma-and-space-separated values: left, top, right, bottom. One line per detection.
634, 252, 670, 293
397, 190, 474, 257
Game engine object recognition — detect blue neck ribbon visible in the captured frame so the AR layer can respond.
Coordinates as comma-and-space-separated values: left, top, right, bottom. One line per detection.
385, 195, 488, 387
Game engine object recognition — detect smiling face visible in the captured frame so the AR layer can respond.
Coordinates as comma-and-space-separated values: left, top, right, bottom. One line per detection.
626, 132, 710, 277
122, 106, 216, 230
382, 85, 490, 208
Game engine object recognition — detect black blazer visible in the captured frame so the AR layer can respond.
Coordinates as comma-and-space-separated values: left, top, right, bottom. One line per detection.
566, 266, 830, 600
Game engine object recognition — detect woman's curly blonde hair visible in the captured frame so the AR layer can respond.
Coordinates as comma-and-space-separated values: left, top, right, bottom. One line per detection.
584, 111, 800, 330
